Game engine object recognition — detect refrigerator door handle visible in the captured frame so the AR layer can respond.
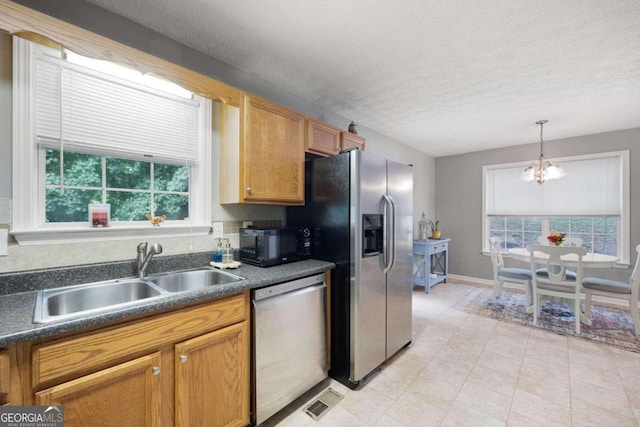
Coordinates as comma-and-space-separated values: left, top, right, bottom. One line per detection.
382, 193, 396, 273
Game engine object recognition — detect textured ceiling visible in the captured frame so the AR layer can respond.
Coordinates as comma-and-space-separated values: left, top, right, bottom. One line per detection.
84, 0, 640, 157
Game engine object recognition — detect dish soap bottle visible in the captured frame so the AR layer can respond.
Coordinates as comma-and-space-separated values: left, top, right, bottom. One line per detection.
418, 212, 428, 241
213, 238, 223, 263
222, 238, 234, 264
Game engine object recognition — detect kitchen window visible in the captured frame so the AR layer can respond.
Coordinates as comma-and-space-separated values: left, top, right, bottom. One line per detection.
12, 37, 212, 244
45, 149, 190, 223
482, 151, 630, 263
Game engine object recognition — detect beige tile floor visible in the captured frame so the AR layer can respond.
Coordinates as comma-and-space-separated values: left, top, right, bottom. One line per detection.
263, 281, 640, 426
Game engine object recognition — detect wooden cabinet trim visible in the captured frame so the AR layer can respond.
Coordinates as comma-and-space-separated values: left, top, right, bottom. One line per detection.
0, 1, 241, 106
32, 293, 246, 388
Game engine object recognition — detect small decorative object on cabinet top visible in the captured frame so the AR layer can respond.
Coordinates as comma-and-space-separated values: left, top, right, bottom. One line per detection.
428, 219, 440, 239
547, 230, 566, 246
418, 212, 429, 240
348, 121, 358, 134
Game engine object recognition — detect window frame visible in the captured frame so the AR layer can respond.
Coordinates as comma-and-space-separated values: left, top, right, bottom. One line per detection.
12, 37, 212, 245
481, 151, 630, 264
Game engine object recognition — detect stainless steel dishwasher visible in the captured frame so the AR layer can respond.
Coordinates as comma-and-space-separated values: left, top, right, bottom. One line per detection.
252, 273, 328, 425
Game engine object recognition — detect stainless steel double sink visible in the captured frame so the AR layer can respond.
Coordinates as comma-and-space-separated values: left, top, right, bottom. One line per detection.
34, 268, 245, 323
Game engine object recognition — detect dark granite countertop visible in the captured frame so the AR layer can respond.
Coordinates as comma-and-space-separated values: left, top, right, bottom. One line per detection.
0, 259, 334, 347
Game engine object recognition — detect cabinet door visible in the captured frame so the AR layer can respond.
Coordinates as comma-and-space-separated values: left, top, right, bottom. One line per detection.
307, 119, 340, 156
175, 321, 249, 427
340, 131, 365, 151
35, 353, 161, 427
0, 349, 8, 404
241, 94, 305, 204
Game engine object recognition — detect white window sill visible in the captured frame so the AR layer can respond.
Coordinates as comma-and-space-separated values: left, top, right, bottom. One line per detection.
11, 224, 212, 246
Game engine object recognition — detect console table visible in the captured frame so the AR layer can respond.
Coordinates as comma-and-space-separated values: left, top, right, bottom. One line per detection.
413, 238, 450, 293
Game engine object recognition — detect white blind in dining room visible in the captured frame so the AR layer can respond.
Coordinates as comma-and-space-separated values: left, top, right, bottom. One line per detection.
486, 154, 622, 216
34, 55, 201, 163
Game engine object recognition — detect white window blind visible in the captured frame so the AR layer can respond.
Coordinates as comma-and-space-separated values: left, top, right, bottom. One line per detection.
485, 154, 623, 216
34, 55, 201, 164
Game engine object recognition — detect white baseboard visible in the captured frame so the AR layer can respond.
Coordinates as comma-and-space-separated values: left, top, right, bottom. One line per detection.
447, 274, 493, 287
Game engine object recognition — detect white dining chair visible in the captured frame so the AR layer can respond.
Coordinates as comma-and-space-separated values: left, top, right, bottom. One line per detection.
582, 244, 640, 335
529, 244, 587, 334
534, 236, 582, 280
489, 237, 533, 306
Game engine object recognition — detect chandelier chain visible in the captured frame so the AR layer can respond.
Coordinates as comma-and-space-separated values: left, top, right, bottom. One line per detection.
540, 121, 544, 156
537, 120, 547, 158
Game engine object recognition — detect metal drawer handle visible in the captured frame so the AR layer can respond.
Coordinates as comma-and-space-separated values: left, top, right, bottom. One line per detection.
180, 355, 188, 363
152, 366, 161, 375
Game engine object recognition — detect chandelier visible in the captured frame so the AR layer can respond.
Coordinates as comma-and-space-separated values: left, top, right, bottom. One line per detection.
521, 120, 567, 185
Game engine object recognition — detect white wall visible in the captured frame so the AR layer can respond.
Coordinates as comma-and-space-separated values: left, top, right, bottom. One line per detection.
0, 4, 435, 273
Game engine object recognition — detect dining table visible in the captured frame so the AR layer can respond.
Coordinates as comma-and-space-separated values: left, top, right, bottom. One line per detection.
506, 247, 618, 323
507, 248, 618, 268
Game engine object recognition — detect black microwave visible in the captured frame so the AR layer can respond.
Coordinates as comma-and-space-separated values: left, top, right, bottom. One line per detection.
240, 226, 312, 267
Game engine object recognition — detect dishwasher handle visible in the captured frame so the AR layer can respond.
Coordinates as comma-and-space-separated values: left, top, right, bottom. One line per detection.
252, 273, 326, 301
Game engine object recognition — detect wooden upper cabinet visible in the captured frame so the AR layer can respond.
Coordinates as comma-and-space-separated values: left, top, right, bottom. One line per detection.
340, 131, 366, 152
220, 94, 305, 205
306, 119, 340, 156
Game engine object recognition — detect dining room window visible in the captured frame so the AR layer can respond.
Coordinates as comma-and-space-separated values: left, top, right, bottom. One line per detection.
483, 151, 630, 263
489, 215, 618, 256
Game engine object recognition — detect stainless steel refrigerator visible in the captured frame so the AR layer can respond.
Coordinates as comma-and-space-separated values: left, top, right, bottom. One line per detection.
287, 149, 413, 388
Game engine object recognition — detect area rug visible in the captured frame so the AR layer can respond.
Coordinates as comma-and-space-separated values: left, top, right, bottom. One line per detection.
452, 286, 640, 353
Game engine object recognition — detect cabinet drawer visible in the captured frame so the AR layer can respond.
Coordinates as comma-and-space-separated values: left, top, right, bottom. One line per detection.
413, 243, 428, 255
32, 292, 247, 388
429, 243, 448, 254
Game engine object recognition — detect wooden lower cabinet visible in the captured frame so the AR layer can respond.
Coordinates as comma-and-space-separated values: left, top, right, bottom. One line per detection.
0, 349, 9, 404
175, 322, 248, 427
24, 292, 250, 427
36, 353, 162, 426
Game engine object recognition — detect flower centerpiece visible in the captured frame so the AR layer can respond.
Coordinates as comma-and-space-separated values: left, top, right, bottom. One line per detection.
547, 230, 566, 246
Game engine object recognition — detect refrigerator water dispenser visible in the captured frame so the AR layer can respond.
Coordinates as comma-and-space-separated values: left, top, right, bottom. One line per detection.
362, 214, 383, 257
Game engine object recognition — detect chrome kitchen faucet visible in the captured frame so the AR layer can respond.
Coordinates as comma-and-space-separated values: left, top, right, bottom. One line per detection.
137, 242, 163, 277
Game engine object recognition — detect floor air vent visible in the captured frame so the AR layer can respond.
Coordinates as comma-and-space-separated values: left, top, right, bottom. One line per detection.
304, 388, 344, 421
